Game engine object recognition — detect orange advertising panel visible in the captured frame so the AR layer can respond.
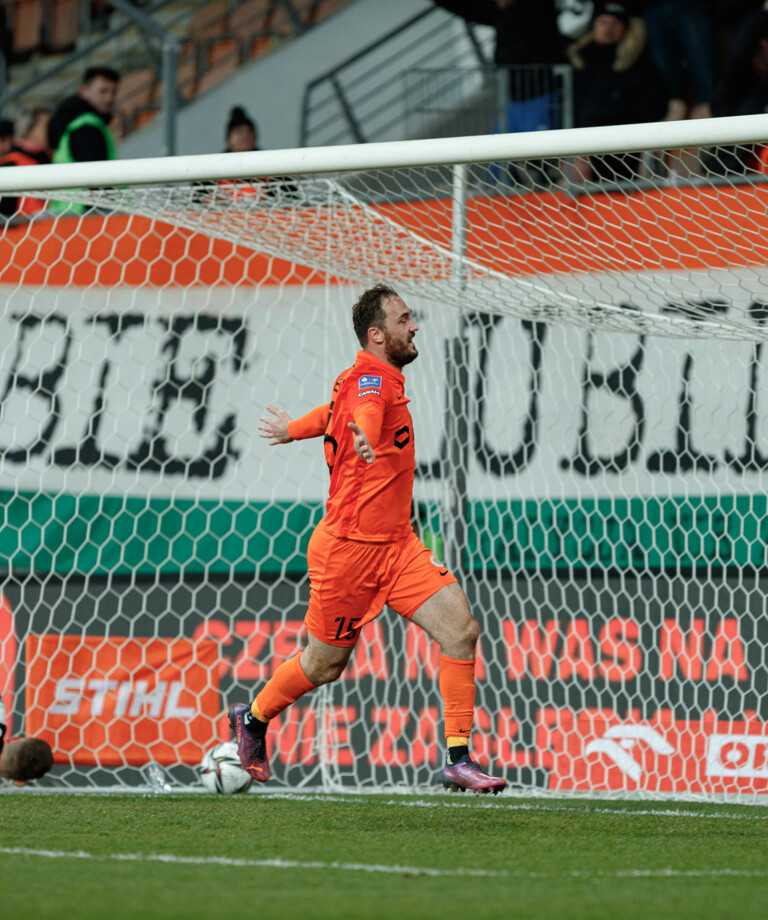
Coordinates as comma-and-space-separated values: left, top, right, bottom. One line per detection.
25, 635, 220, 766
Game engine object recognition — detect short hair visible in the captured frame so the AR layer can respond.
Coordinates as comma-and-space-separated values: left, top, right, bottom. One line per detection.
352, 284, 398, 347
4, 738, 54, 781
82, 66, 120, 86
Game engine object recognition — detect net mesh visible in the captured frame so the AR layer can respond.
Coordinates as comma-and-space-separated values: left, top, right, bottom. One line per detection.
1, 140, 768, 797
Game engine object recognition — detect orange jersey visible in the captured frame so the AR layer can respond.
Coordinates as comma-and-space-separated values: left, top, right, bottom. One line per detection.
289, 350, 415, 542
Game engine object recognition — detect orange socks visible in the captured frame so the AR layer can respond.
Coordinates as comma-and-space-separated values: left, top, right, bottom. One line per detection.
439, 653, 476, 743
252, 654, 317, 722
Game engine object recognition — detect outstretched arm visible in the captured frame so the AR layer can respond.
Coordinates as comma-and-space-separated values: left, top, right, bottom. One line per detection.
259, 402, 330, 445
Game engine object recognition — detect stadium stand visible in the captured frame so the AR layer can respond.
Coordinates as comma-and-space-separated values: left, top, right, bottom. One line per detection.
1, 0, 357, 144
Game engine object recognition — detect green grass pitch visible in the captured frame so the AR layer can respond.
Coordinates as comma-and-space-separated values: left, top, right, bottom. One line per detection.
1, 791, 767, 920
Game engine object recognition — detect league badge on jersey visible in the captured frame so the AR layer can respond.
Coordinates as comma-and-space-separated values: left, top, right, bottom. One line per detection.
358, 375, 383, 391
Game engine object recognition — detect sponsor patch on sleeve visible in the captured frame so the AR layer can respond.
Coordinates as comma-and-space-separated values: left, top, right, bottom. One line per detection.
358, 375, 383, 391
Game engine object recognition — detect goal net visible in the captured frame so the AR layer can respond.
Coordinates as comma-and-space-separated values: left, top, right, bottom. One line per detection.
2, 115, 768, 799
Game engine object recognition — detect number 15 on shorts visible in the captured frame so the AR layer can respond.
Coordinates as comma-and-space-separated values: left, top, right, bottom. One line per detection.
334, 616, 362, 642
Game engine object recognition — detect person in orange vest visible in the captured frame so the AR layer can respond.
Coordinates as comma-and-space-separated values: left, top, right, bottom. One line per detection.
0, 107, 52, 219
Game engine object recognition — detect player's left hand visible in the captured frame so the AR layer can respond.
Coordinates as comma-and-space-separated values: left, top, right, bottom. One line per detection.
348, 422, 375, 464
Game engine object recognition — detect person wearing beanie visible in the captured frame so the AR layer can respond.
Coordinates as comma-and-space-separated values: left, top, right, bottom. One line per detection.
225, 106, 258, 153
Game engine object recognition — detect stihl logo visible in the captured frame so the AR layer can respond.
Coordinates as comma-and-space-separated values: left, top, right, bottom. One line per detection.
585, 725, 675, 782
706, 734, 768, 778
50, 678, 195, 719
25, 635, 220, 766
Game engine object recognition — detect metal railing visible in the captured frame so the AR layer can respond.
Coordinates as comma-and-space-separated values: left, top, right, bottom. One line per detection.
299, 6, 491, 147
403, 63, 574, 141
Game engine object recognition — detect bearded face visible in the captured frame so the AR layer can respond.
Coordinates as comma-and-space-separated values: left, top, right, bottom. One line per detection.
380, 296, 418, 368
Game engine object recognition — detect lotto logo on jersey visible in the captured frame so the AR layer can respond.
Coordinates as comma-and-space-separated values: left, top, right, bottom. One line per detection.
358, 375, 382, 390
24, 635, 220, 766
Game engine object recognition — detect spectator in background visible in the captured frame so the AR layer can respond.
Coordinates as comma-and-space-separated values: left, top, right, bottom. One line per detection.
0, 700, 53, 785
225, 106, 258, 152
569, 2, 668, 181
636, 0, 715, 120
557, 0, 596, 41
716, 3, 768, 117
49, 66, 119, 165
712, 1, 764, 71
0, 118, 13, 158
218, 105, 297, 199
0, 107, 52, 220
48, 67, 119, 215
433, 0, 566, 132
713, 3, 768, 173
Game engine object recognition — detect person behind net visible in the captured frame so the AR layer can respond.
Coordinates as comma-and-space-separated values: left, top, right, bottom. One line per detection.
0, 700, 53, 785
569, 1, 668, 183
0, 107, 52, 220
230, 284, 506, 794
713, 1, 768, 175
209, 104, 296, 202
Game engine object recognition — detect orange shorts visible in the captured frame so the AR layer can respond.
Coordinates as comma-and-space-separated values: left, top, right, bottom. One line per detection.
304, 518, 458, 647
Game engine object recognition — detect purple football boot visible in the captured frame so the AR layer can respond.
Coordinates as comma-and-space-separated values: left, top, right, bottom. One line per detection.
441, 754, 506, 795
228, 703, 271, 782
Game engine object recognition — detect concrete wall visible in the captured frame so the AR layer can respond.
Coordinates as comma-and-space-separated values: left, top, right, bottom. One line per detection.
119, 0, 487, 159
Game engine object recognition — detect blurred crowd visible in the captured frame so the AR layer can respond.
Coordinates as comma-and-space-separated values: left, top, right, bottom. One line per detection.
435, 0, 768, 122
436, 0, 768, 181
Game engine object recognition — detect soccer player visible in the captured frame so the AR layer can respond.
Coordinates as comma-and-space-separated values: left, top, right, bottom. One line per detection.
230, 284, 506, 794
0, 701, 53, 785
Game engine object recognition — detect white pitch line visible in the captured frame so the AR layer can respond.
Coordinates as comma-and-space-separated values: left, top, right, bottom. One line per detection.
0, 847, 505, 878
383, 799, 768, 822
2, 847, 768, 880
261, 792, 768, 822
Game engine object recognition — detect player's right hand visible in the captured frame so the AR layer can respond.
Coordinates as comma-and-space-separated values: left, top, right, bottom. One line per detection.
259, 404, 293, 445
348, 422, 375, 464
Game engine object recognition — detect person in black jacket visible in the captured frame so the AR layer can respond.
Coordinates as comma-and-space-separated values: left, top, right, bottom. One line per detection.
711, 4, 768, 174
569, 2, 668, 181
48, 66, 120, 164
716, 4, 768, 117
434, 0, 567, 130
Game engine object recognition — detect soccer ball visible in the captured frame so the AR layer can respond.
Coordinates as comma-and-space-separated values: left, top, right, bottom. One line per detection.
200, 742, 253, 794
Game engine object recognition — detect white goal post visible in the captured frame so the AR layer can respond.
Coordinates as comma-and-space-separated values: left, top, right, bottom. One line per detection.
1, 113, 768, 799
